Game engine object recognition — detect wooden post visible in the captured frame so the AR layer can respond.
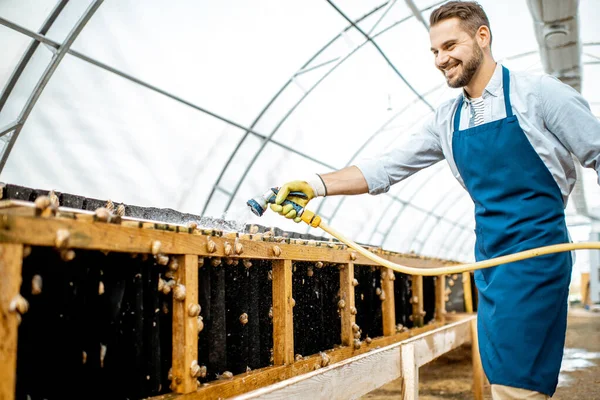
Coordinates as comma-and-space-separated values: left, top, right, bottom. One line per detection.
272, 259, 294, 364
471, 317, 484, 400
463, 272, 473, 313
381, 267, 396, 336
581, 272, 590, 307
0, 244, 24, 400
171, 254, 199, 394
339, 262, 356, 346
435, 275, 446, 324
401, 343, 418, 400
411, 275, 424, 327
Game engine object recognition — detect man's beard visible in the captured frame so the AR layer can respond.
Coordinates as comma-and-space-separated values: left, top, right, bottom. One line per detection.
445, 43, 483, 88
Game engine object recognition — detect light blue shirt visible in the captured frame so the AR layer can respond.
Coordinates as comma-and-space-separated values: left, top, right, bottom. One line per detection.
356, 63, 600, 207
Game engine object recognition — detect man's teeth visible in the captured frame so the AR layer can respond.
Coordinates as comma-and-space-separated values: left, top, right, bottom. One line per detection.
445, 64, 458, 75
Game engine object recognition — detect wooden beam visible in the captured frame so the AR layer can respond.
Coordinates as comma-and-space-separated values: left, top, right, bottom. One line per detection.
151, 323, 443, 400
0, 244, 23, 400
339, 262, 355, 346
272, 259, 294, 365
0, 213, 454, 269
435, 275, 446, 324
230, 317, 474, 400
171, 254, 200, 394
411, 275, 424, 327
380, 267, 396, 336
401, 343, 418, 400
471, 318, 484, 400
463, 272, 473, 313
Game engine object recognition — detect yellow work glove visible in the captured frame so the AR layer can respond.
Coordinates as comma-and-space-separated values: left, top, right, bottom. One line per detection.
269, 180, 315, 223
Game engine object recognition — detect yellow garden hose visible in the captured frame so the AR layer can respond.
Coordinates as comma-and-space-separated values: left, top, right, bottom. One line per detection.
300, 209, 600, 276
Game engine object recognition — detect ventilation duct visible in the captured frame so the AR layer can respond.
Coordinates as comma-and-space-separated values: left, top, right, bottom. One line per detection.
527, 0, 581, 92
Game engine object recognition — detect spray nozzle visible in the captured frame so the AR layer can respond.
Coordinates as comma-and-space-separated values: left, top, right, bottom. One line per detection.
247, 188, 307, 217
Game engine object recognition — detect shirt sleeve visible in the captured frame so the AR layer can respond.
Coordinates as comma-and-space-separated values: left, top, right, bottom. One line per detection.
540, 75, 600, 184
354, 115, 445, 195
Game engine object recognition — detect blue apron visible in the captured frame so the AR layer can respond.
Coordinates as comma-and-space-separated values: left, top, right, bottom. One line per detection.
451, 66, 572, 396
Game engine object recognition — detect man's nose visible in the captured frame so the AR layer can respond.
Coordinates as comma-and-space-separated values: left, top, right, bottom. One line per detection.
436, 52, 449, 68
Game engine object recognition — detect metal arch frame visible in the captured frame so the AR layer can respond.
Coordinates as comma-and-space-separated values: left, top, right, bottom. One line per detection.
0, 0, 69, 113
199, 1, 394, 216
208, 0, 445, 216
313, 0, 441, 237
365, 164, 442, 244
380, 190, 472, 250
434, 204, 473, 258
408, 188, 468, 252
449, 226, 476, 261
325, 0, 434, 111
0, 0, 103, 173
0, 16, 335, 176
375, 163, 441, 246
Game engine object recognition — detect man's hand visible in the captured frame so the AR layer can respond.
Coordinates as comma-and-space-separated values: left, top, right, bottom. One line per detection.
270, 180, 316, 223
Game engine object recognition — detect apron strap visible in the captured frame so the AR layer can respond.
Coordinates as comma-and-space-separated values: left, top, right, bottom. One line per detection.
502, 65, 513, 117
453, 96, 464, 132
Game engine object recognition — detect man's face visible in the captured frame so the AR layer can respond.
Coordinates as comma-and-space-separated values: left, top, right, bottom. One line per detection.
430, 18, 483, 88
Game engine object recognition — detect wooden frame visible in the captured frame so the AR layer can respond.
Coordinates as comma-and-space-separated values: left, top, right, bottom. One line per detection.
0, 202, 479, 400
232, 316, 479, 400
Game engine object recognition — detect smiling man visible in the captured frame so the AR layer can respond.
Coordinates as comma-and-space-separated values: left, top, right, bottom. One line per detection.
269, 1, 600, 399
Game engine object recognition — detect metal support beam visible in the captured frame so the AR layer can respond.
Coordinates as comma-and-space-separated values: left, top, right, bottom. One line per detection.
0, 1, 103, 173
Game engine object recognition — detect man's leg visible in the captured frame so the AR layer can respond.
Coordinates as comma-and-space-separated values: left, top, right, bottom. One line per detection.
491, 384, 550, 399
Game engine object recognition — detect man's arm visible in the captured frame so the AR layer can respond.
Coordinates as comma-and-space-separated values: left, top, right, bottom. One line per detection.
319, 166, 369, 195
540, 75, 600, 182
273, 115, 445, 221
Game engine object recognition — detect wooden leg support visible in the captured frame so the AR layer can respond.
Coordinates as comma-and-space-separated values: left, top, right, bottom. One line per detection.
412, 275, 424, 327
435, 275, 446, 324
272, 259, 294, 365
171, 254, 199, 394
339, 262, 356, 346
471, 317, 484, 400
401, 343, 418, 400
0, 244, 24, 400
381, 267, 396, 336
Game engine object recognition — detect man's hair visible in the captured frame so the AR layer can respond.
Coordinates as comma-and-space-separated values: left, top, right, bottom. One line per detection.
430, 1, 492, 45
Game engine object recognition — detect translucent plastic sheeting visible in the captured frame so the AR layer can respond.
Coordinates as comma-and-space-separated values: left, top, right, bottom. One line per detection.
0, 42, 53, 126
273, 45, 417, 169
376, 17, 442, 95
0, 26, 36, 104
2, 54, 246, 215
0, 0, 58, 35
70, 0, 347, 129
327, 0, 403, 27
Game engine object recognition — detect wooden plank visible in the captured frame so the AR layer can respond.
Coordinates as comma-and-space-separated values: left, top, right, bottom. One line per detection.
151, 323, 443, 400
0, 244, 23, 400
171, 254, 200, 394
272, 259, 294, 365
0, 214, 454, 269
339, 262, 356, 345
401, 343, 418, 400
380, 267, 396, 336
230, 317, 474, 400
471, 318, 484, 400
435, 275, 446, 323
411, 275, 424, 327
463, 272, 473, 313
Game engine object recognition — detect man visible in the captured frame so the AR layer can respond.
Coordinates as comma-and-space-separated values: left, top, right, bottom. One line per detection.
270, 1, 600, 399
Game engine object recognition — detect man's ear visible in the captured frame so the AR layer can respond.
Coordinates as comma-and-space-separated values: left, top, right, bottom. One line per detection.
477, 25, 491, 49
